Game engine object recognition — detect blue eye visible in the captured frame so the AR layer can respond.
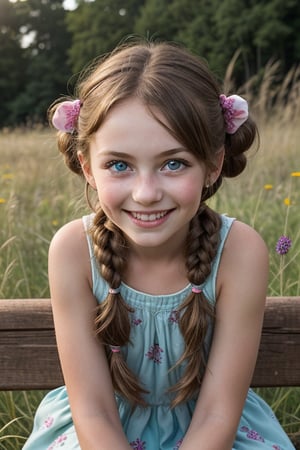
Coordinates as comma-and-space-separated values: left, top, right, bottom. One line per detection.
165, 160, 183, 171
111, 161, 128, 172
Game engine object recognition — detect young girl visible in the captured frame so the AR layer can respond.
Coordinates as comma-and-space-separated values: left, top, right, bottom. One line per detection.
24, 42, 295, 450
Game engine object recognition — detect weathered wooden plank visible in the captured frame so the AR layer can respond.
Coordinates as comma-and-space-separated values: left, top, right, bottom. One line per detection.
253, 297, 300, 386
0, 297, 299, 390
0, 330, 64, 390
0, 298, 64, 390
0, 298, 54, 329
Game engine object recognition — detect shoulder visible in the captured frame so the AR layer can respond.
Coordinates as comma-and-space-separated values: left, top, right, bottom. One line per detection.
226, 219, 268, 262
217, 220, 269, 300
224, 219, 268, 257
49, 218, 86, 253
48, 218, 93, 292
49, 218, 91, 268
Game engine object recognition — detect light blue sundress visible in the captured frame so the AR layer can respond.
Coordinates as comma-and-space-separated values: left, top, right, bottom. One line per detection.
23, 214, 295, 450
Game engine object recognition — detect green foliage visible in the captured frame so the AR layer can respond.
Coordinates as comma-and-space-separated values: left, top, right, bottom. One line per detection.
0, 0, 26, 126
212, 0, 300, 77
16, 0, 72, 123
1, 0, 300, 127
67, 0, 146, 74
136, 0, 300, 81
1, 0, 72, 126
135, 0, 178, 41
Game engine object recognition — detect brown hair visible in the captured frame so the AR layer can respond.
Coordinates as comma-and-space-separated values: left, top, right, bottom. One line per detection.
49, 41, 257, 407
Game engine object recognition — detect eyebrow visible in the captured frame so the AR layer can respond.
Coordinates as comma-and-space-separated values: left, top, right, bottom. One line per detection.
98, 147, 188, 158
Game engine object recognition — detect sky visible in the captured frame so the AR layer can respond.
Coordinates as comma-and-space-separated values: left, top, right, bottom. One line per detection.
9, 0, 77, 9
63, 0, 77, 10
63, 0, 94, 10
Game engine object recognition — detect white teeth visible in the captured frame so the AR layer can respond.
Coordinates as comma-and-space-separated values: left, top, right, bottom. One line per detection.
131, 211, 168, 221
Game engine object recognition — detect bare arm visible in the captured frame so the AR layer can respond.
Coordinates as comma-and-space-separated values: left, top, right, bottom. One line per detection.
180, 221, 269, 450
48, 219, 131, 450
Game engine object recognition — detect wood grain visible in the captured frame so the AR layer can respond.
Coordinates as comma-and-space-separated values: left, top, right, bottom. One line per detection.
0, 297, 299, 390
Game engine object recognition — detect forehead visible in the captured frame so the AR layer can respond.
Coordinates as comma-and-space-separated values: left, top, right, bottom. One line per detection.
91, 97, 182, 152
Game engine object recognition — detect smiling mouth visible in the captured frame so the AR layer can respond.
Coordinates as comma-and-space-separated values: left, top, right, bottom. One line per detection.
130, 210, 170, 222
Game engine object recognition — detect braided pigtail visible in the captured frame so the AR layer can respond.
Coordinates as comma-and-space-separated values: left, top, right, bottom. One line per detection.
90, 209, 148, 406
169, 204, 221, 407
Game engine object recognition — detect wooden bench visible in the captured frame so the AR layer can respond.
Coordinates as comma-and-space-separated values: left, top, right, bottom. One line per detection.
0, 296, 300, 390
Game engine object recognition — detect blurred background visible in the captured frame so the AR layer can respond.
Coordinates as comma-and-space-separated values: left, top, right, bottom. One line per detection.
0, 0, 300, 128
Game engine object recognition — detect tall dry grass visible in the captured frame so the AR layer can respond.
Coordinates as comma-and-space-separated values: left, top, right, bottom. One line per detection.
0, 129, 88, 300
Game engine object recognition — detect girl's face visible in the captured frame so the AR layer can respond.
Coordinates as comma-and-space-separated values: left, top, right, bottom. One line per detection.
79, 98, 222, 254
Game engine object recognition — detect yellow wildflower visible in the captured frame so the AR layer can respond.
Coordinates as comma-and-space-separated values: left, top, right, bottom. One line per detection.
0, 198, 6, 204
264, 184, 273, 190
2, 173, 14, 180
284, 197, 291, 206
52, 220, 59, 226
291, 172, 300, 177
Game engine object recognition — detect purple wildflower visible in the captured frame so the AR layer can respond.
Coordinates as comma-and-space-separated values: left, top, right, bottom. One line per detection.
275, 236, 292, 255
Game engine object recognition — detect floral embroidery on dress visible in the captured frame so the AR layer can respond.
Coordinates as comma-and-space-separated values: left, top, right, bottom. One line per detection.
131, 316, 142, 326
130, 438, 146, 449
173, 437, 183, 449
272, 446, 282, 450
169, 310, 180, 324
42, 416, 54, 429
47, 433, 67, 449
145, 343, 164, 364
240, 426, 265, 442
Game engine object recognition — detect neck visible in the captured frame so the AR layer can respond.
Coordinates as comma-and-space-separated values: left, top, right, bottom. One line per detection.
127, 234, 187, 264
123, 241, 189, 295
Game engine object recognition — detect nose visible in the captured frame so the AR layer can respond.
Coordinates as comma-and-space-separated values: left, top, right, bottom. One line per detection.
131, 173, 163, 205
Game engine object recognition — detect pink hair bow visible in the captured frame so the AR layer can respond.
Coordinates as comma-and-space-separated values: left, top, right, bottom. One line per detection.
219, 94, 248, 134
52, 99, 81, 133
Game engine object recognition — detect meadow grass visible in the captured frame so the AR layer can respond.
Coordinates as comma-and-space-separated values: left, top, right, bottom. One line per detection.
0, 63, 300, 447
0, 128, 88, 300
0, 129, 89, 448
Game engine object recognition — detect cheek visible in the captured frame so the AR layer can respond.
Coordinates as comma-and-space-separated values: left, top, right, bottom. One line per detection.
96, 183, 124, 211
173, 178, 203, 206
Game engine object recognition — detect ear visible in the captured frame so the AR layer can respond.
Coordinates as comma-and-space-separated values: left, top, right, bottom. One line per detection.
207, 147, 225, 186
77, 152, 96, 190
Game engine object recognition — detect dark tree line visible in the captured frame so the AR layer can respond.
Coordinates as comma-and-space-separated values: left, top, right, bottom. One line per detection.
0, 0, 299, 128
